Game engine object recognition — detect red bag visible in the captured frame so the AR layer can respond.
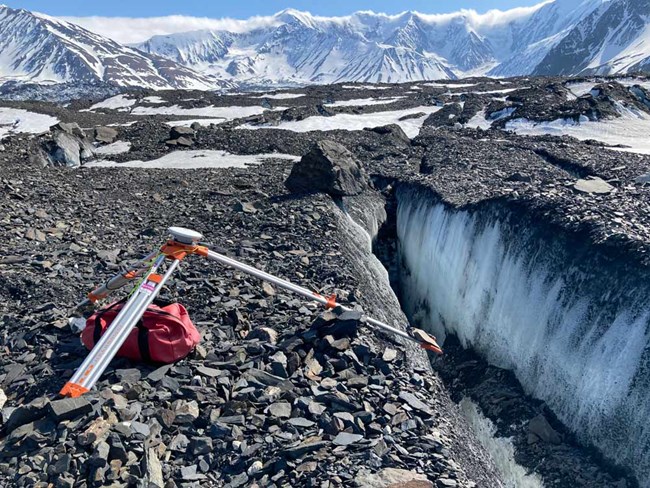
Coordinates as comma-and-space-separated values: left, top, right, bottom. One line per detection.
82, 299, 201, 364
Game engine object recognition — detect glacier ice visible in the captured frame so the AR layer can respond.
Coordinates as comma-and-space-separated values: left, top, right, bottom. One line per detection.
459, 397, 543, 488
396, 190, 650, 484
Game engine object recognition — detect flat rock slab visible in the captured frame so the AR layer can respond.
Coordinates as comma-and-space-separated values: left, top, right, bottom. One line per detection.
333, 432, 364, 446
267, 402, 292, 418
399, 392, 434, 416
48, 397, 92, 421
573, 176, 614, 194
355, 468, 432, 488
284, 439, 329, 459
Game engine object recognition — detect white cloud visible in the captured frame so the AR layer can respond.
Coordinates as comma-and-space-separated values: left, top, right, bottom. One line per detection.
59, 14, 283, 44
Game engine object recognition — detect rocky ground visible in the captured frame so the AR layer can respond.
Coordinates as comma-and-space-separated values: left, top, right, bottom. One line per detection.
0, 150, 501, 487
2, 74, 650, 487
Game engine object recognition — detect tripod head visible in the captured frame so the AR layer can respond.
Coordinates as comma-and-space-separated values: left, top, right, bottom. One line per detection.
168, 227, 203, 245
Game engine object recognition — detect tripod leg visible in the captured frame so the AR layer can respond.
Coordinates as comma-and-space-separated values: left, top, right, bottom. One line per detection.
61, 255, 181, 397
77, 250, 160, 308
203, 249, 442, 354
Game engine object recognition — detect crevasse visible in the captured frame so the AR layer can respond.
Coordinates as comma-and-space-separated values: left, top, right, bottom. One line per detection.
395, 188, 650, 485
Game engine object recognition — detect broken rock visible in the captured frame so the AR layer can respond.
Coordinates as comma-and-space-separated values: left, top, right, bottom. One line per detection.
285, 140, 369, 196
48, 397, 92, 421
94, 126, 119, 144
528, 414, 561, 444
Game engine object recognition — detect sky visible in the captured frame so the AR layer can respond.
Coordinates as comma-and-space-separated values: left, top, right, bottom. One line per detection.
7, 0, 545, 18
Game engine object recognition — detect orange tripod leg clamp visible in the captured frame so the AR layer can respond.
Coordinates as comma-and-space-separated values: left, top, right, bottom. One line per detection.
60, 382, 89, 398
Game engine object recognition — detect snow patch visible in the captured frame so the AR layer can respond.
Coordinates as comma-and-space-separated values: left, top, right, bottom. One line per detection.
0, 107, 58, 139
93, 140, 131, 155
342, 85, 391, 90
565, 81, 596, 98
165, 119, 228, 128
86, 150, 300, 169
238, 106, 442, 138
131, 104, 278, 120
82, 94, 137, 112
466, 110, 492, 130
506, 104, 650, 154
618, 78, 650, 91
423, 82, 478, 89
251, 93, 304, 99
141, 96, 166, 104
323, 97, 405, 107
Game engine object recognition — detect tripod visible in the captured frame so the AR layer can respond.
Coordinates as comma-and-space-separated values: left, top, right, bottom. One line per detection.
60, 227, 442, 398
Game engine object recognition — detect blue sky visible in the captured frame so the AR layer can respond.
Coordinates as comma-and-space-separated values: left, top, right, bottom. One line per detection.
8, 0, 544, 17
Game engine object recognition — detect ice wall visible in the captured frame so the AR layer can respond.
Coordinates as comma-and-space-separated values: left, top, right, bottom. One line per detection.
396, 188, 650, 485
459, 398, 544, 488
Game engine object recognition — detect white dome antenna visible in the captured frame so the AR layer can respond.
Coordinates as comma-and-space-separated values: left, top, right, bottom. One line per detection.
168, 227, 203, 245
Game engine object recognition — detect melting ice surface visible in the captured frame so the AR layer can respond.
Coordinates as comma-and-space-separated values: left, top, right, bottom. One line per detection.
396, 195, 650, 485
459, 398, 543, 488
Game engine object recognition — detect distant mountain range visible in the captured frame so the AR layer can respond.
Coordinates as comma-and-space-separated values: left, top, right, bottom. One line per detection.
0, 0, 649, 89
0, 5, 227, 90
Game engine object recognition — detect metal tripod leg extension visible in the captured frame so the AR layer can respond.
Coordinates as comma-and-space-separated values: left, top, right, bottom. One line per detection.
76, 250, 159, 308
60, 254, 181, 397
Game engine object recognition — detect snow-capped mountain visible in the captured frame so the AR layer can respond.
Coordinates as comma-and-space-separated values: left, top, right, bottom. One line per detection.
535, 0, 650, 75
1, 0, 649, 89
0, 5, 224, 89
489, 0, 605, 77
133, 1, 633, 85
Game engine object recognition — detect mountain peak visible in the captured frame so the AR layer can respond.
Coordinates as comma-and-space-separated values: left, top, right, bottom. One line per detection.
274, 8, 315, 25
0, 6, 222, 89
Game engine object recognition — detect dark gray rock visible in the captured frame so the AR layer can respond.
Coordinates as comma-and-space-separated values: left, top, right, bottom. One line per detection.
247, 326, 278, 344
48, 397, 92, 421
284, 439, 329, 459
285, 140, 368, 196
170, 126, 195, 139
398, 392, 434, 417
176, 136, 194, 147
51, 122, 85, 138
267, 402, 292, 418
528, 414, 561, 444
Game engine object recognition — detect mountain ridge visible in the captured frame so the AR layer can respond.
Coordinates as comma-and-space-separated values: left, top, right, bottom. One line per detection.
132, 1, 623, 84
0, 5, 228, 90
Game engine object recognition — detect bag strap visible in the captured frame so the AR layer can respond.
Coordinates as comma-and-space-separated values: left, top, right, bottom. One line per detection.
93, 299, 126, 344
136, 320, 152, 363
